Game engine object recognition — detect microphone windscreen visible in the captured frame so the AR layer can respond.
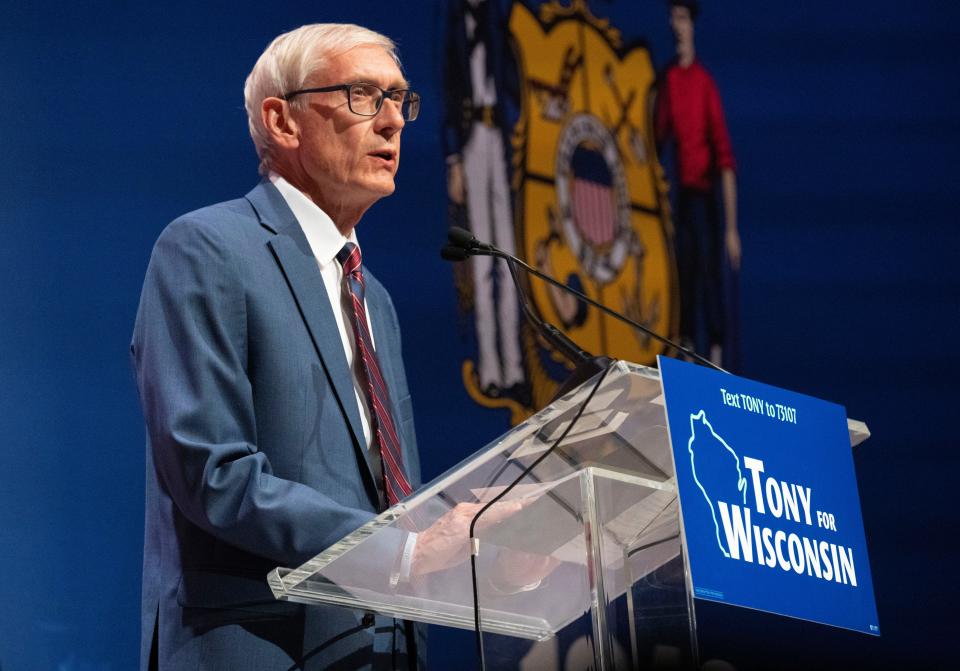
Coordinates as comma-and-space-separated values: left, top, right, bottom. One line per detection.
440, 244, 470, 262
447, 226, 477, 249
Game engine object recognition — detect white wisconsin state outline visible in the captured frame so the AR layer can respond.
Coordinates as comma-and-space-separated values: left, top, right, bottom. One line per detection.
687, 410, 748, 557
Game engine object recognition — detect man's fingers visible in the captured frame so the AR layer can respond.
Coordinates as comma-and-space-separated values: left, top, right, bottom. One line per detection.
470, 499, 525, 530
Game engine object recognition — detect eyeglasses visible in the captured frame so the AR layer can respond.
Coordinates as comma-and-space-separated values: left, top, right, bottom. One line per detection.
282, 82, 420, 121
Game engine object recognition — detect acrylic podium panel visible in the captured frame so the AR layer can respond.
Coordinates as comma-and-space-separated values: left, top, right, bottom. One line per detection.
269, 361, 871, 670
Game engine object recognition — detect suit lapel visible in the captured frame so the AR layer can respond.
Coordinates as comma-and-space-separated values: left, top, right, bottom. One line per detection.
245, 182, 379, 496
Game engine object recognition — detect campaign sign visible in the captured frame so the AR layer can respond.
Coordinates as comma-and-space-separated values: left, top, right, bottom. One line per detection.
658, 356, 880, 635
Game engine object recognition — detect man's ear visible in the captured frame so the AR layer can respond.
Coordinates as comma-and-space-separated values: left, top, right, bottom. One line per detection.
261, 97, 300, 150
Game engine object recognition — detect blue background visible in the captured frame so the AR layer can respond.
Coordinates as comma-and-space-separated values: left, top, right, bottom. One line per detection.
660, 356, 880, 636
1, 1, 957, 669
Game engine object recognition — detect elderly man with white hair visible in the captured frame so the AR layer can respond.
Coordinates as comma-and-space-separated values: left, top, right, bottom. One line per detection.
132, 23, 427, 670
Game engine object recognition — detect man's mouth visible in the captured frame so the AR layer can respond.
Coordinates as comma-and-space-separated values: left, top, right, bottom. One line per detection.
369, 149, 396, 163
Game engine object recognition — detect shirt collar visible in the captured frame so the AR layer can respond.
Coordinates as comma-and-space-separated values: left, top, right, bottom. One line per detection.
269, 172, 359, 267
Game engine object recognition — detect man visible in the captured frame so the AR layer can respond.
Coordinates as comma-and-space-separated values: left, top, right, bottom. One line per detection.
655, 0, 741, 368
443, 0, 525, 399
131, 24, 427, 670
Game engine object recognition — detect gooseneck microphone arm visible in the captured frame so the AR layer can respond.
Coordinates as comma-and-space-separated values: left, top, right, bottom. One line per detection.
504, 257, 594, 364
442, 242, 593, 365
442, 242, 599, 367
444, 226, 728, 374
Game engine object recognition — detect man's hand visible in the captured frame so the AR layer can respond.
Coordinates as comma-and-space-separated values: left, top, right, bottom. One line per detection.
488, 548, 560, 594
411, 500, 524, 576
447, 158, 466, 205
721, 168, 741, 271
725, 226, 741, 272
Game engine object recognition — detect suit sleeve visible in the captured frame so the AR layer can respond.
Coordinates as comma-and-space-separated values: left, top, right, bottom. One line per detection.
132, 216, 373, 567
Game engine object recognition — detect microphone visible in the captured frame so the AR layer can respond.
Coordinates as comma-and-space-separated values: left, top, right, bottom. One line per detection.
444, 226, 727, 373
440, 244, 470, 262
446, 226, 490, 252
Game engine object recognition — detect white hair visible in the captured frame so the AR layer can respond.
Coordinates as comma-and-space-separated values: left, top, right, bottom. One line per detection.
243, 23, 400, 175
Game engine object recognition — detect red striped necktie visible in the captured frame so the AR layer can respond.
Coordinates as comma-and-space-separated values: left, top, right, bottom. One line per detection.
336, 242, 413, 507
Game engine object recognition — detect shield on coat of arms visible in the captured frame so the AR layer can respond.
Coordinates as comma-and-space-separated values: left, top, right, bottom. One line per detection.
456, 0, 677, 424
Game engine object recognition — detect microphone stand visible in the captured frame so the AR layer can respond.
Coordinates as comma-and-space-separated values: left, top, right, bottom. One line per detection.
442, 243, 615, 400
503, 256, 613, 402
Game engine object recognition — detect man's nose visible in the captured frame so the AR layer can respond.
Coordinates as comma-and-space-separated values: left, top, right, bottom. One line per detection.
376, 97, 406, 134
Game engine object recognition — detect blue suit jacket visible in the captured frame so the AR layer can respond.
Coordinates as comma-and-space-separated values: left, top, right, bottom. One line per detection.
131, 181, 423, 670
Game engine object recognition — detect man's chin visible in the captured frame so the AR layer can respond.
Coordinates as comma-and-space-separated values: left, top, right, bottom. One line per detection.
369, 179, 396, 197
349, 176, 396, 206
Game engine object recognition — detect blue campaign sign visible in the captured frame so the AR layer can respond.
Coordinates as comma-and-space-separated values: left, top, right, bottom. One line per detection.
657, 356, 880, 635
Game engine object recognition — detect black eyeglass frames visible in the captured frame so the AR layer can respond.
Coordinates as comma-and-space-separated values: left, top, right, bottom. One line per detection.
281, 82, 420, 121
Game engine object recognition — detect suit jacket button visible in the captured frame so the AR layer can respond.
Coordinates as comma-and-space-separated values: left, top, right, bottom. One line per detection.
361, 612, 375, 628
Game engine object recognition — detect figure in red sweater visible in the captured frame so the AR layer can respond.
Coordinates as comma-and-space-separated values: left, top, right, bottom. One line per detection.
656, 0, 741, 367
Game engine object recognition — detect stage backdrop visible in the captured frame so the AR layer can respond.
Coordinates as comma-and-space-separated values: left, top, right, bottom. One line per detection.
0, 1, 957, 669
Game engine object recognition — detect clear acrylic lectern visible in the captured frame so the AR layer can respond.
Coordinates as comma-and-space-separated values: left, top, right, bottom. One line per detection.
269, 361, 870, 670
